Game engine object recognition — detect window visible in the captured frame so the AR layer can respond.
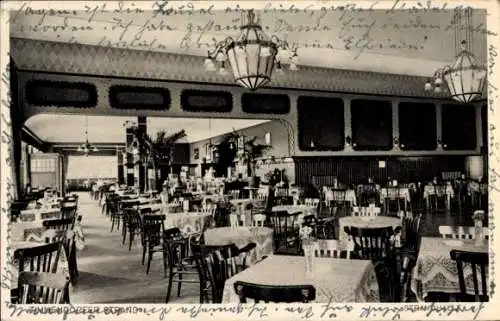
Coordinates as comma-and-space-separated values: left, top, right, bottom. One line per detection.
30, 158, 56, 173
109, 85, 170, 110
181, 90, 232, 112
242, 93, 290, 114
441, 104, 477, 150
399, 102, 437, 150
25, 80, 97, 108
298, 96, 344, 151
351, 99, 393, 150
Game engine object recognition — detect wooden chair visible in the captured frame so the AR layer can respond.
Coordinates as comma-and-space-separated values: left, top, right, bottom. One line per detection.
60, 205, 77, 226
192, 244, 239, 303
395, 213, 423, 302
313, 239, 351, 259
331, 189, 347, 211
304, 198, 320, 207
234, 282, 316, 303
230, 190, 240, 199
344, 226, 394, 261
450, 250, 489, 302
252, 214, 267, 227
122, 208, 143, 251
17, 271, 70, 304
15, 242, 62, 274
439, 225, 479, 240
428, 184, 449, 212
142, 214, 167, 276
107, 196, 122, 232
345, 226, 399, 302
383, 187, 403, 215
42, 218, 73, 231
269, 210, 301, 255
164, 229, 199, 303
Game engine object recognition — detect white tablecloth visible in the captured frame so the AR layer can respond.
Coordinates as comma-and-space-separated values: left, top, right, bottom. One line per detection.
271, 205, 317, 216
222, 255, 379, 303
379, 188, 411, 203
324, 189, 357, 205
19, 209, 61, 222
410, 237, 488, 302
423, 185, 455, 199
338, 216, 401, 242
204, 227, 274, 265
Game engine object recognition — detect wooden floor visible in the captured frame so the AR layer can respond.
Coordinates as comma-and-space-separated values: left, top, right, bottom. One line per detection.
70, 192, 479, 304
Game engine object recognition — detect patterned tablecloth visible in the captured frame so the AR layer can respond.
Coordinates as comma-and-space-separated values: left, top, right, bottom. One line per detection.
18, 209, 61, 222
338, 216, 401, 242
222, 255, 379, 303
164, 212, 213, 234
410, 237, 489, 302
204, 227, 274, 265
324, 189, 357, 205
11, 219, 65, 242
379, 188, 411, 203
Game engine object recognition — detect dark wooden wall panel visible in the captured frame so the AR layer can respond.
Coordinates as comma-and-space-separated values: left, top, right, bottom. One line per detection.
294, 156, 466, 186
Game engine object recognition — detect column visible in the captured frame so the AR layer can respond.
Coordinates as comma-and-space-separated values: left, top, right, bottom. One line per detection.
125, 125, 135, 187
135, 116, 147, 192
10, 59, 22, 199
117, 150, 124, 185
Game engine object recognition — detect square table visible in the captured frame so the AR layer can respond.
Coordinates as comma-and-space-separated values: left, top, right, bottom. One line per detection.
410, 237, 488, 302
222, 255, 379, 303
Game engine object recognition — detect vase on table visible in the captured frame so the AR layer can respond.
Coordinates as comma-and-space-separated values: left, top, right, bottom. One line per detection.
302, 238, 315, 278
474, 219, 484, 247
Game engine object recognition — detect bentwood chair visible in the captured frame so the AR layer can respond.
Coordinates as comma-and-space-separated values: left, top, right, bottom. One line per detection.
234, 282, 316, 303
17, 271, 70, 304
450, 250, 489, 302
142, 214, 167, 276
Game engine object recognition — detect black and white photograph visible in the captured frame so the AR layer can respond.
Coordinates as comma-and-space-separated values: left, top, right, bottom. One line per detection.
0, 0, 498, 319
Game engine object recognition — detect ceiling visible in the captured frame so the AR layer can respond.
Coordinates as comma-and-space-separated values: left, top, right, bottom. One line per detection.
9, 3, 488, 77
25, 114, 271, 145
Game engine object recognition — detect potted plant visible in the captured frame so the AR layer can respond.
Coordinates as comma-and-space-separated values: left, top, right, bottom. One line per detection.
131, 128, 187, 191
243, 136, 272, 187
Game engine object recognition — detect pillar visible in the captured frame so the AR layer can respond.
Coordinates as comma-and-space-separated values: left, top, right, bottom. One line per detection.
135, 116, 147, 192
117, 150, 124, 185
125, 125, 135, 187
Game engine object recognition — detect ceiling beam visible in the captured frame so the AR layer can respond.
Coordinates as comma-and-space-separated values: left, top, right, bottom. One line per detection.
21, 126, 50, 152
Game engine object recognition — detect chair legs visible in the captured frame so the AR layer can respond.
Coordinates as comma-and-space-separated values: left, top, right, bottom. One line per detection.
142, 246, 147, 265
165, 267, 174, 303
146, 249, 153, 274
177, 272, 183, 297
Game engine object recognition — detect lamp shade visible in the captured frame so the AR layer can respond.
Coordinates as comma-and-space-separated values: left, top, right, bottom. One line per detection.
442, 50, 487, 103
225, 12, 278, 90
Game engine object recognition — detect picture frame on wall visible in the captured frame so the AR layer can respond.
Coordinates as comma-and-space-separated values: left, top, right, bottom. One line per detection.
194, 148, 199, 160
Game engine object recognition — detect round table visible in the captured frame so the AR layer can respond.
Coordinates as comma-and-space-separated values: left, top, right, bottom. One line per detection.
204, 227, 274, 265
338, 216, 401, 241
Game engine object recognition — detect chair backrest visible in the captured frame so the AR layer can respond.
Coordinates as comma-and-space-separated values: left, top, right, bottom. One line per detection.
344, 226, 394, 260
434, 184, 448, 196
332, 189, 346, 201
230, 190, 240, 199
386, 187, 401, 199
439, 225, 478, 239
252, 214, 267, 227
399, 213, 423, 251
42, 218, 74, 231
313, 240, 350, 259
143, 214, 165, 247
17, 271, 69, 304
450, 250, 489, 301
304, 198, 320, 207
15, 242, 61, 274
60, 205, 77, 222
234, 281, 316, 303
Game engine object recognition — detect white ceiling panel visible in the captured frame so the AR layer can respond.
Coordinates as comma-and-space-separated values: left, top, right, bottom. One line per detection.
25, 114, 271, 144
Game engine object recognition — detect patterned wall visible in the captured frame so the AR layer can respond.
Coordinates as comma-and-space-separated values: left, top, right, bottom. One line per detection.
11, 38, 446, 98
